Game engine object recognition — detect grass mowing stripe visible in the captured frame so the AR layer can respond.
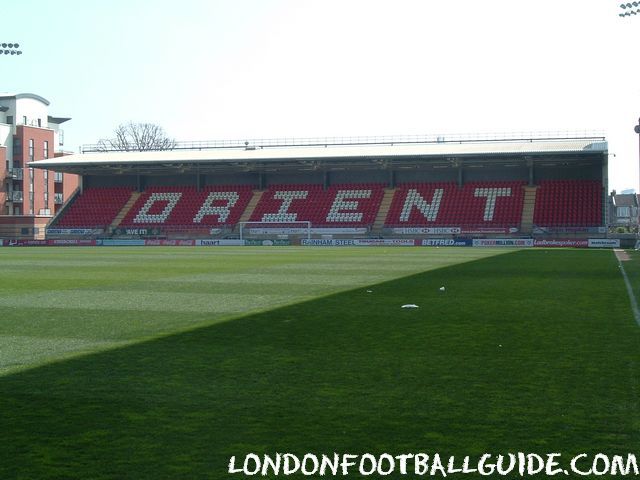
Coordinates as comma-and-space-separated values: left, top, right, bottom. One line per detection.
0, 290, 298, 313
0, 247, 503, 377
0, 249, 638, 479
0, 335, 128, 376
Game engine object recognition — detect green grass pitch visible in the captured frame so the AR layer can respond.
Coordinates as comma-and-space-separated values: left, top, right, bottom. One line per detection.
0, 246, 639, 479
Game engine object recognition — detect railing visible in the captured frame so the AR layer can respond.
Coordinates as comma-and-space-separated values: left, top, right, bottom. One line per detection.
54, 193, 64, 204
53, 172, 63, 183
10, 191, 23, 202
80, 130, 607, 153
5, 168, 23, 180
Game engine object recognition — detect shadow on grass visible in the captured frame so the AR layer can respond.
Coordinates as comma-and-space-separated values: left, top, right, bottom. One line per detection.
1, 249, 639, 480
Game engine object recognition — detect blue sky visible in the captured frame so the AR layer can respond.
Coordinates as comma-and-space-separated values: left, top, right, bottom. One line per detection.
2, 0, 639, 190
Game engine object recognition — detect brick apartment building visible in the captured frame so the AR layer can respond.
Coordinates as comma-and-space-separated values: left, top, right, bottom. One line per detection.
0, 93, 78, 237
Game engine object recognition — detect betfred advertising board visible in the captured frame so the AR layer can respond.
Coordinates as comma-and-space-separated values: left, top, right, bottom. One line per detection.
421, 239, 472, 247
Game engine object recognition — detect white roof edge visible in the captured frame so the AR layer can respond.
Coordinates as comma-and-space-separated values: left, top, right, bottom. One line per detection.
31, 139, 608, 169
0, 93, 50, 106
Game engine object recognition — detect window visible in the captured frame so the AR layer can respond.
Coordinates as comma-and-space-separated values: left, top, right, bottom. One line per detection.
44, 192, 48, 204
6, 115, 12, 125
28, 139, 34, 162
617, 206, 631, 218
22, 116, 27, 125
37, 118, 42, 127
13, 138, 21, 156
43, 169, 48, 181
44, 141, 49, 159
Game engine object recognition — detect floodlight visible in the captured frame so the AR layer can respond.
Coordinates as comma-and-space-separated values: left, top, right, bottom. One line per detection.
620, 8, 640, 15
0, 42, 22, 56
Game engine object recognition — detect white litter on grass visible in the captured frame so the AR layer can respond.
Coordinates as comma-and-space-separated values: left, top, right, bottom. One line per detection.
366, 290, 373, 293
401, 304, 419, 309
439, 286, 446, 292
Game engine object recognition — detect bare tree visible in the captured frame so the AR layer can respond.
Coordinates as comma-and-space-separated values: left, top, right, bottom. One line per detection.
97, 122, 175, 152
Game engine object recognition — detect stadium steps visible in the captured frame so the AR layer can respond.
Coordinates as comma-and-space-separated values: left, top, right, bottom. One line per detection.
520, 185, 538, 233
235, 190, 265, 230
110, 191, 142, 230
371, 188, 396, 233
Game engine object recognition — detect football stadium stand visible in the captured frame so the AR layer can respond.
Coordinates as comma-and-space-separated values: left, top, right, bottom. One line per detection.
49, 179, 602, 232
25, 133, 611, 241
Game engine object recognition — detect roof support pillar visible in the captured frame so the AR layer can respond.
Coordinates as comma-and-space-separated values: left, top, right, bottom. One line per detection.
457, 165, 463, 187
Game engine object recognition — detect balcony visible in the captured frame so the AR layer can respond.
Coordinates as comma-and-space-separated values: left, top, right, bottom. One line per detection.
54, 193, 64, 204
10, 191, 23, 202
54, 172, 63, 183
4, 168, 23, 180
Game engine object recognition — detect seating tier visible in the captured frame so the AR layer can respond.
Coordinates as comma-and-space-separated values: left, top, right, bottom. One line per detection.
385, 181, 526, 228
53, 180, 604, 232
119, 186, 254, 228
533, 180, 602, 227
249, 183, 385, 227
55, 187, 134, 228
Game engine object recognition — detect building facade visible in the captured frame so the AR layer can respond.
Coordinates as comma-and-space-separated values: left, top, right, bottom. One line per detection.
608, 191, 639, 231
0, 93, 78, 236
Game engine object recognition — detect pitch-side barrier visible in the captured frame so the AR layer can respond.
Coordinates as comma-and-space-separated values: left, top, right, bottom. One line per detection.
0, 238, 623, 248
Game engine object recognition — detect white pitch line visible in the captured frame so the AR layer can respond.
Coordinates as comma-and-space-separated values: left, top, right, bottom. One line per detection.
616, 253, 640, 327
